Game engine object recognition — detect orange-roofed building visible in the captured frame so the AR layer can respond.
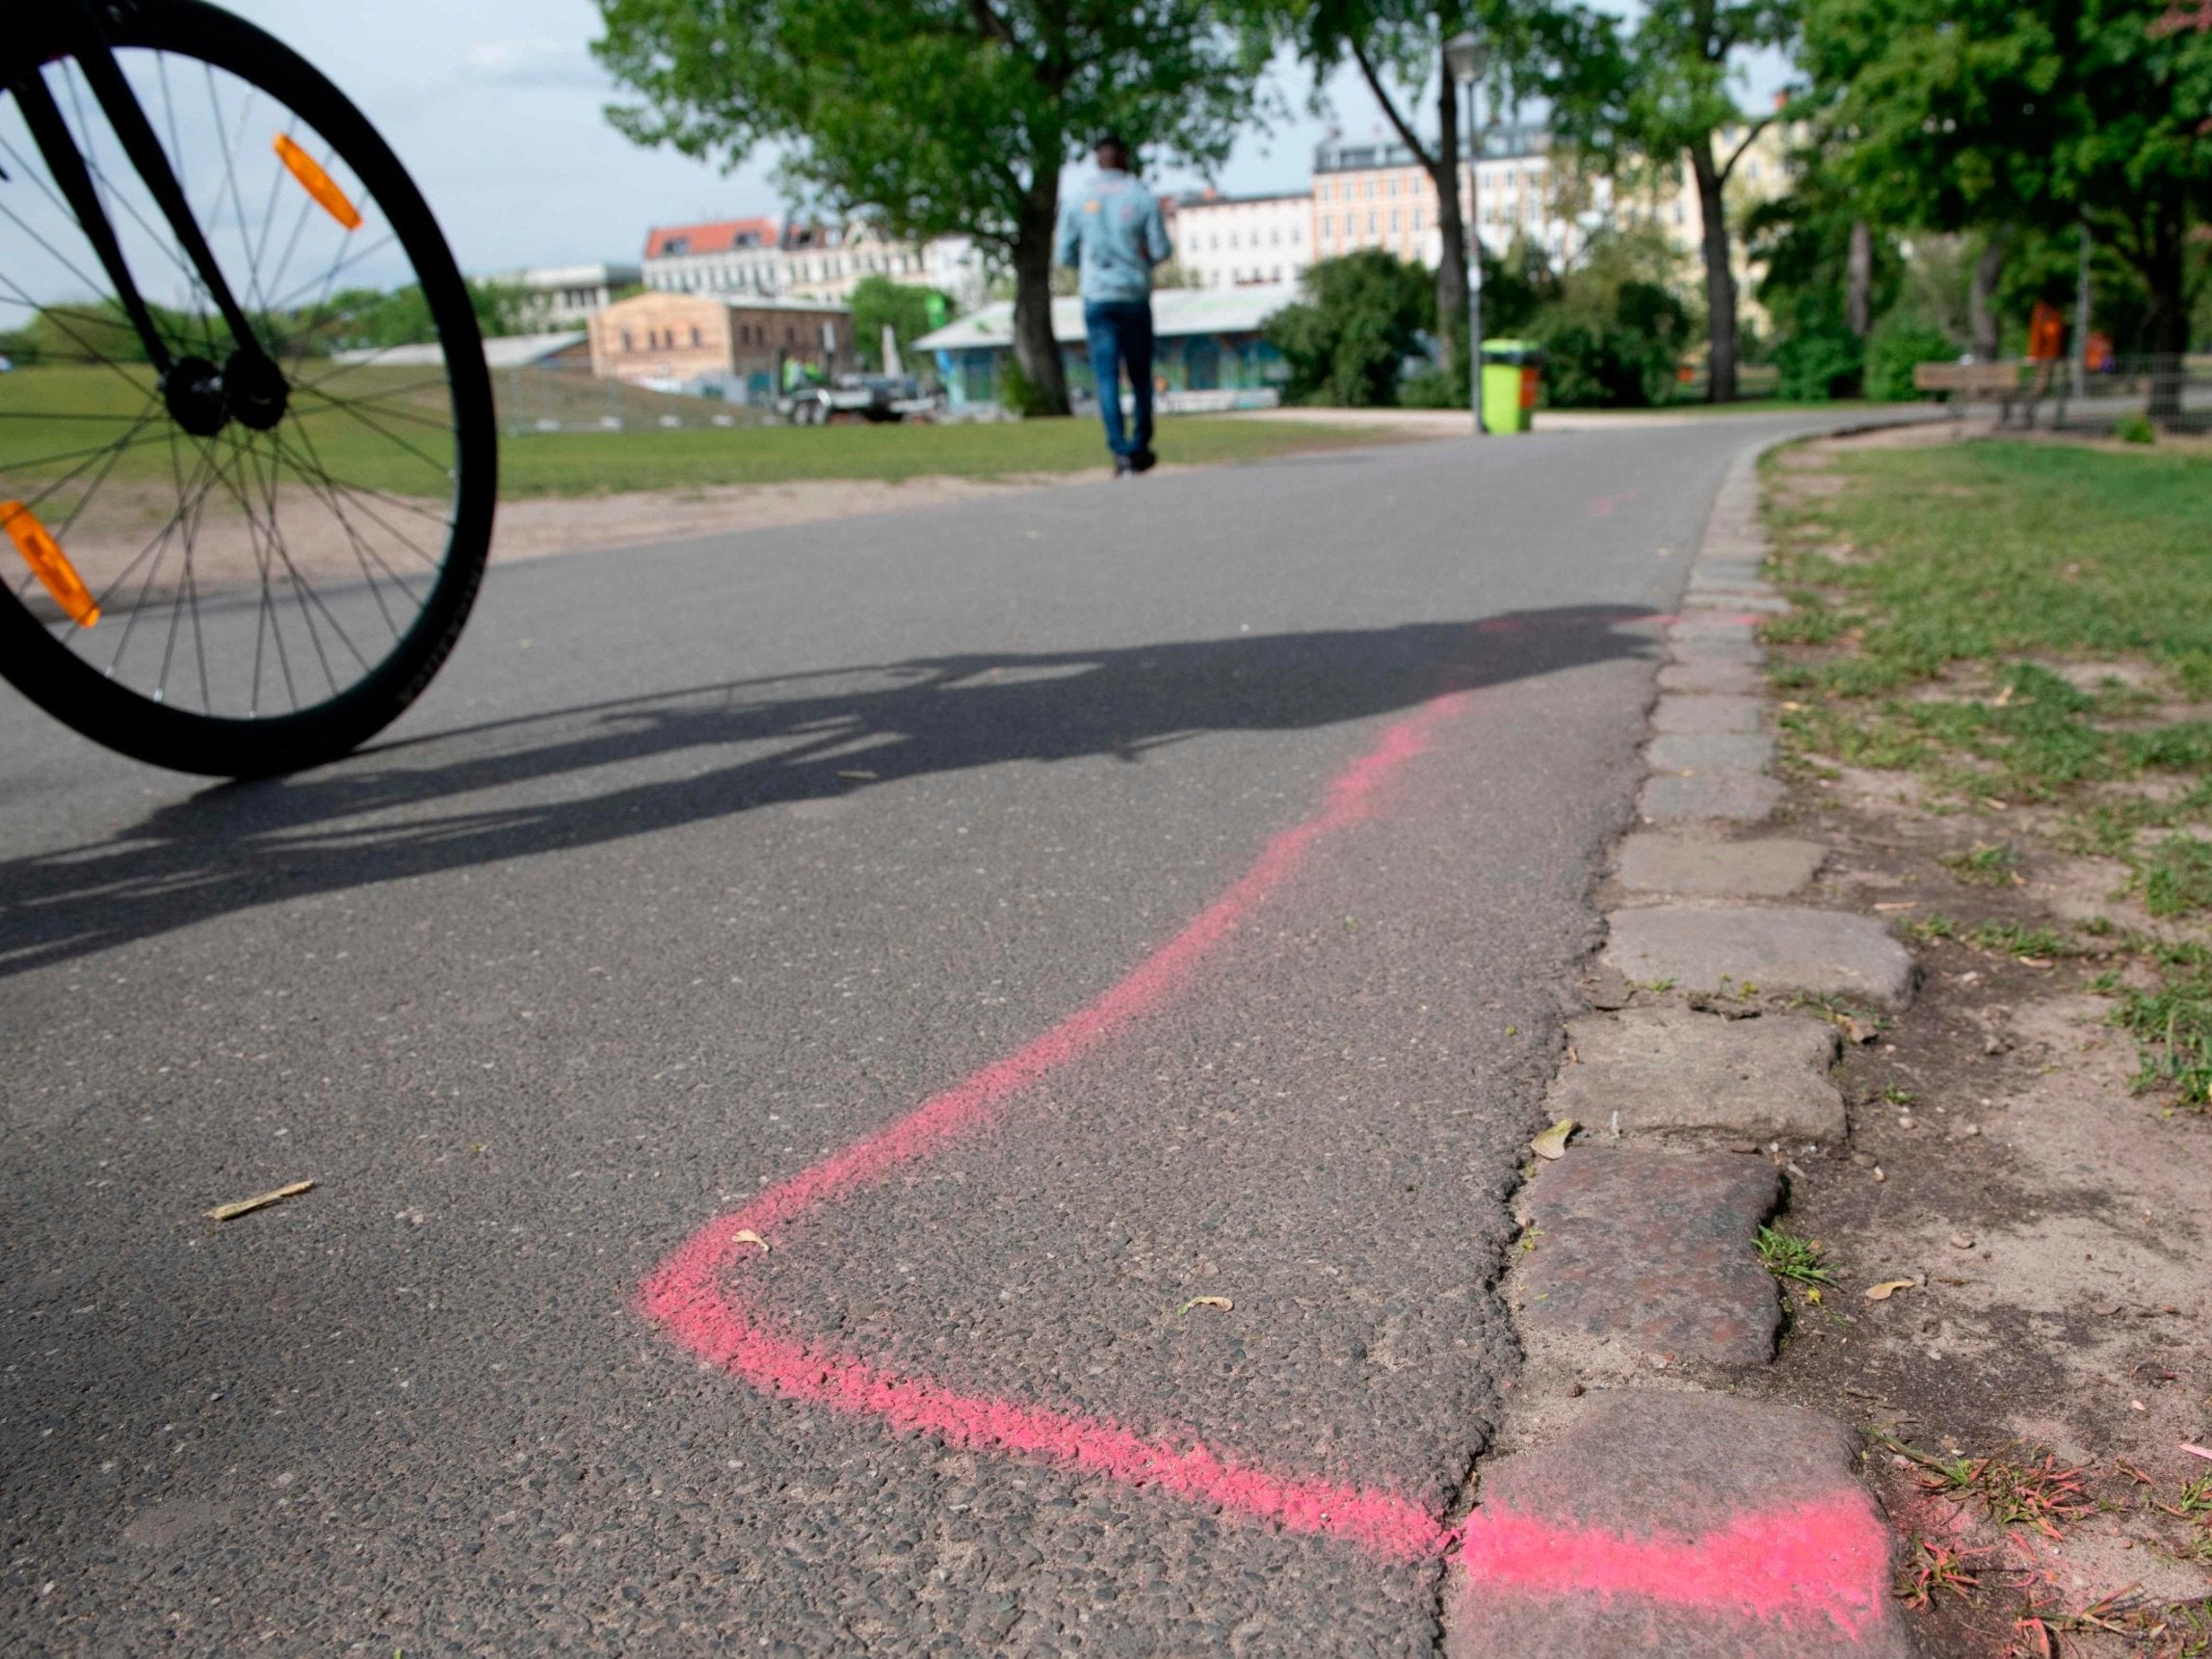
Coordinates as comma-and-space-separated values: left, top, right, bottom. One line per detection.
643, 217, 786, 299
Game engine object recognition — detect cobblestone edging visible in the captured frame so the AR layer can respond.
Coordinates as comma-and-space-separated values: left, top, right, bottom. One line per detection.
1443, 440, 1919, 1657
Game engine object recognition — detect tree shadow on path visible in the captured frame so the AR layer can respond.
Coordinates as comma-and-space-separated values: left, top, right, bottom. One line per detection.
0, 606, 1663, 977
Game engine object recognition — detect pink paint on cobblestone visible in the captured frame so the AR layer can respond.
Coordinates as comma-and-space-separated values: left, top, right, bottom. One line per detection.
1456, 1493, 1896, 1638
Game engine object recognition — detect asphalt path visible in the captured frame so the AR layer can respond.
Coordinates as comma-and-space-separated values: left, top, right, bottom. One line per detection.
4, 413, 1847, 1653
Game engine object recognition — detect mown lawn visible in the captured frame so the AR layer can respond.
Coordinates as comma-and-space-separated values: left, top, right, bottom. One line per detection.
492, 413, 1398, 494
1763, 435, 2212, 1106
1770, 441, 2212, 698
0, 362, 1399, 502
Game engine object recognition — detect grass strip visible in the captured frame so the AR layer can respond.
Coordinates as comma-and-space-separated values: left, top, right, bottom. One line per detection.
1763, 436, 2212, 1108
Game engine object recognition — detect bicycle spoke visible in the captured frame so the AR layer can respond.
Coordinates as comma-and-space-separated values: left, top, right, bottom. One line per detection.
265, 424, 413, 632
58, 63, 218, 340
90, 434, 226, 672
293, 372, 453, 403
259, 229, 397, 319
246, 428, 371, 689
0, 411, 169, 483
270, 420, 446, 575
152, 428, 194, 705
6, 408, 171, 527
292, 382, 460, 435
50, 408, 165, 540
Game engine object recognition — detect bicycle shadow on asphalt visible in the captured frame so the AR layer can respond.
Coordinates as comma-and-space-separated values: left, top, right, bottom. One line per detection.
0, 605, 1667, 978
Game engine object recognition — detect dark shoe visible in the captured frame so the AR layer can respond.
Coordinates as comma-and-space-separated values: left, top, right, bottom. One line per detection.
1112, 454, 1134, 478
1129, 448, 1158, 474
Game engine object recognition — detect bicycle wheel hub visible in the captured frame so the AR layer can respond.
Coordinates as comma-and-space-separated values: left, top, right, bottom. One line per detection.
160, 351, 291, 436
224, 350, 290, 432
161, 356, 228, 437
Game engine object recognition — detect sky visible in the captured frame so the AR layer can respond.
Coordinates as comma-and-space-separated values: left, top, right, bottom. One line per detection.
218, 0, 1406, 277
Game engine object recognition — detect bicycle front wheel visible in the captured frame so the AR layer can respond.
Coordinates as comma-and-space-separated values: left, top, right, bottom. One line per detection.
0, 1, 495, 777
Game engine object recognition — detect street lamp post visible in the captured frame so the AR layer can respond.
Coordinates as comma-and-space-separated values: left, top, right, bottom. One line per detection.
1444, 30, 1488, 435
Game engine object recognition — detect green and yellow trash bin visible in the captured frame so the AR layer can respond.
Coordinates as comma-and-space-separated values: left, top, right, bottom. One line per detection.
1480, 340, 1544, 434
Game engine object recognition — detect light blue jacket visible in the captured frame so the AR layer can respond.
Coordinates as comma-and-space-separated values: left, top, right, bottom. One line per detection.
1053, 170, 1172, 304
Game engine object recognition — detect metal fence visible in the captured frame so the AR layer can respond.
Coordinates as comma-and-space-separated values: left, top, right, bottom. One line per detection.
1990, 355, 2212, 432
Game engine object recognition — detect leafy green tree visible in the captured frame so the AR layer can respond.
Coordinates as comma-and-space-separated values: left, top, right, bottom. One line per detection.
1557, 0, 1798, 402
1803, 0, 2212, 416
593, 0, 1267, 417
1525, 223, 1698, 406
1398, 235, 1556, 407
849, 274, 957, 372
1262, 0, 1614, 396
1862, 315, 1956, 398
1265, 249, 1434, 405
1747, 152, 1906, 393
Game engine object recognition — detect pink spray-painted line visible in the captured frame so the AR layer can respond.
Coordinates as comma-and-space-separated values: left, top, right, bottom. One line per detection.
640, 692, 1471, 1556
672, 689, 1470, 1248
637, 681, 1896, 1632
1456, 1494, 1895, 1639
642, 1273, 1452, 1561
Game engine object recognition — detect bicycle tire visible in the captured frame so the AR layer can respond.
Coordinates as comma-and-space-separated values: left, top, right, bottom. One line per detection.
0, 1, 494, 777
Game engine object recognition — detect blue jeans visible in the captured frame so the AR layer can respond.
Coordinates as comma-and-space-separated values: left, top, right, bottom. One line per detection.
1084, 300, 1154, 459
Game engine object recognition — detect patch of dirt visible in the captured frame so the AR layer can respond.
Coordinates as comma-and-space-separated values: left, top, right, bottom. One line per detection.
2043, 660, 2170, 697
1746, 427, 2212, 1655
1809, 765, 1935, 814
2027, 856, 2146, 929
485, 470, 1117, 564
31, 469, 1120, 619
1753, 793, 2212, 1652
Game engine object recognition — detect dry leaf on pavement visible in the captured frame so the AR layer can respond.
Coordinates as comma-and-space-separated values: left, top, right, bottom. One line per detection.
1864, 1279, 1916, 1302
1530, 1119, 1576, 1160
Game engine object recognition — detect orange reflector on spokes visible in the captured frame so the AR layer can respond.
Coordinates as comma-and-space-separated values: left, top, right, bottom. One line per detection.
274, 133, 361, 230
2, 500, 99, 627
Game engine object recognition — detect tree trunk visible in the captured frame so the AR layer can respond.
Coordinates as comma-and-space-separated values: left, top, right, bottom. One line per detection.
1845, 220, 1872, 337
1010, 173, 1069, 416
2141, 197, 2188, 426
1431, 66, 1471, 404
1967, 229, 2010, 360
1689, 141, 1737, 403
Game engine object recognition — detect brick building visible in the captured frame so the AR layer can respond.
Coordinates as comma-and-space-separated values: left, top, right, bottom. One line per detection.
588, 291, 853, 400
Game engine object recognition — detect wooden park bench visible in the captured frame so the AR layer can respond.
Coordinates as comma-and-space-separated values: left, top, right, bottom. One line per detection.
1913, 359, 2065, 428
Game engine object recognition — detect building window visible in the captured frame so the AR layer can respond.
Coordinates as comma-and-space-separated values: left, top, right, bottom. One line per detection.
620, 329, 633, 352
1388, 209, 1400, 232
690, 326, 702, 347
1366, 211, 1377, 235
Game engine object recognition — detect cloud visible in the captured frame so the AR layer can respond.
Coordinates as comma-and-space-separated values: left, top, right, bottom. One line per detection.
461, 38, 605, 91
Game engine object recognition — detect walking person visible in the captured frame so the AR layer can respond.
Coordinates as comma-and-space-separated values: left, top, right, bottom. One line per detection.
1054, 134, 1171, 476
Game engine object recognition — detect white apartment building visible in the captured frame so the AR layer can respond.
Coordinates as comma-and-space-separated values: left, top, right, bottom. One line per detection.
1309, 125, 1587, 274
642, 217, 943, 304
1167, 191, 1313, 289
505, 262, 641, 329
643, 217, 786, 298
777, 222, 934, 303
923, 234, 992, 312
